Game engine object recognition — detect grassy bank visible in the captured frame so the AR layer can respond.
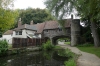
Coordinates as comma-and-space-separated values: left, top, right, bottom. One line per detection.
64, 48, 77, 66
41, 40, 77, 66
77, 45, 100, 58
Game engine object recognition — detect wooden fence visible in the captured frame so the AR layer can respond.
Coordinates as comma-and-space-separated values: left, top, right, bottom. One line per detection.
12, 38, 47, 48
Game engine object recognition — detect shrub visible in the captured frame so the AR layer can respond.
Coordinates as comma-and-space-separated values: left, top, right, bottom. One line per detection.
64, 59, 76, 66
41, 40, 54, 51
64, 48, 77, 66
0, 40, 8, 56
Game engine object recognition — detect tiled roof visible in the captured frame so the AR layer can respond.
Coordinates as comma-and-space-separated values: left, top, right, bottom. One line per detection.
44, 21, 59, 29
64, 19, 71, 27
13, 19, 71, 33
44, 19, 71, 30
3, 30, 13, 35
13, 24, 37, 31
35, 23, 45, 34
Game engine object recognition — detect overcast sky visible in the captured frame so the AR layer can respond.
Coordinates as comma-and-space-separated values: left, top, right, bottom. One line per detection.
13, 0, 79, 19
13, 0, 46, 9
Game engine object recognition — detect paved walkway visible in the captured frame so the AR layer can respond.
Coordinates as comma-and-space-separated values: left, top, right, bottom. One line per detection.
57, 44, 100, 66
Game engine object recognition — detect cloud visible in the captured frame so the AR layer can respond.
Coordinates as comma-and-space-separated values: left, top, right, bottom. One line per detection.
14, 0, 46, 9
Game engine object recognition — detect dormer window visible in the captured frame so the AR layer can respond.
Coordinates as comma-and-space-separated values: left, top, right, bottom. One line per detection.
16, 31, 22, 35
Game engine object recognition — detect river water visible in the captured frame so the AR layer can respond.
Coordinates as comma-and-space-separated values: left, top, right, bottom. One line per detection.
0, 50, 68, 66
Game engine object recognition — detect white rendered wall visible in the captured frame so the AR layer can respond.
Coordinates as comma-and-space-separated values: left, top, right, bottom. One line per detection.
13, 29, 36, 38
2, 35, 12, 44
13, 29, 27, 38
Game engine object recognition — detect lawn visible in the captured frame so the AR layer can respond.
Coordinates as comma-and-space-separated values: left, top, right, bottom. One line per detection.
65, 42, 70, 45
77, 46, 100, 58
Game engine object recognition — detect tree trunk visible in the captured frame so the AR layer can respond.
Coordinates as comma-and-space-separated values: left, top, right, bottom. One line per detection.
91, 21, 100, 47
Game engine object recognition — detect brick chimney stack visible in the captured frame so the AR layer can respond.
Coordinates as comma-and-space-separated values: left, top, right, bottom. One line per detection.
18, 18, 22, 27
30, 20, 34, 25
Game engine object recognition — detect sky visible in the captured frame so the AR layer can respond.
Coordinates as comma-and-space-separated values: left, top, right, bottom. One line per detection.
13, 0, 79, 19
13, 0, 46, 9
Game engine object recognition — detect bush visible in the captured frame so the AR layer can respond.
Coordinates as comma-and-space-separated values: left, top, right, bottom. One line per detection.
41, 40, 54, 51
64, 59, 76, 66
0, 40, 8, 56
64, 48, 77, 66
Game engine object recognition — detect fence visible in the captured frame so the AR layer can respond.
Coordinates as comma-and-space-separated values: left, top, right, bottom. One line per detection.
12, 38, 47, 48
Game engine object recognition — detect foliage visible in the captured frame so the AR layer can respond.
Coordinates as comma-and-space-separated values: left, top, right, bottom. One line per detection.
42, 51, 53, 60
64, 48, 77, 66
64, 59, 76, 66
0, 0, 18, 34
65, 42, 70, 45
0, 9, 18, 33
0, 0, 14, 9
44, 0, 74, 19
77, 43, 94, 47
8, 44, 12, 49
41, 40, 54, 51
44, 0, 100, 47
0, 40, 8, 56
54, 46, 62, 49
77, 46, 100, 58
58, 38, 70, 42
18, 8, 55, 24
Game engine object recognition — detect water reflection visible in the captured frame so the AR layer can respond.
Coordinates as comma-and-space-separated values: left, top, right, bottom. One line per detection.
0, 50, 68, 66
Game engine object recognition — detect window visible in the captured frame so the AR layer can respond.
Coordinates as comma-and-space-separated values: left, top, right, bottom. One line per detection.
16, 31, 19, 35
59, 28, 62, 31
16, 31, 22, 35
19, 31, 22, 35
45, 30, 48, 32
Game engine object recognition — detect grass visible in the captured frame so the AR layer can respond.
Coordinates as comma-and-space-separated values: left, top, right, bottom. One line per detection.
65, 42, 70, 45
54, 46, 62, 49
8, 44, 12, 49
64, 48, 78, 66
64, 59, 76, 66
77, 45, 100, 58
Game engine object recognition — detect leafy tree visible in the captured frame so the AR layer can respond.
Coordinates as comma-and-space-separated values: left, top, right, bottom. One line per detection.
0, 0, 18, 35
44, 0, 100, 47
75, 0, 100, 47
18, 8, 55, 24
0, 0, 14, 9
0, 9, 18, 32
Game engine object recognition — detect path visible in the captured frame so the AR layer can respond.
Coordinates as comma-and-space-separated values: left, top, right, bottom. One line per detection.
57, 43, 100, 66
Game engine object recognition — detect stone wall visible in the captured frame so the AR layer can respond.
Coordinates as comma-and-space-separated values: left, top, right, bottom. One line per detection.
71, 16, 80, 46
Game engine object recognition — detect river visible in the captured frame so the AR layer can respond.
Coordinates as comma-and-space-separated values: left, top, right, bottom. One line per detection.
0, 49, 68, 66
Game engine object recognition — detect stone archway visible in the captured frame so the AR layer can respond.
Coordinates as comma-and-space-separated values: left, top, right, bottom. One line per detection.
52, 35, 70, 45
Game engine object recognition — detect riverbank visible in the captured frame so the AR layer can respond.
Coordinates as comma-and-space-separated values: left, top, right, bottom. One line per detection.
7, 46, 40, 55
58, 44, 100, 66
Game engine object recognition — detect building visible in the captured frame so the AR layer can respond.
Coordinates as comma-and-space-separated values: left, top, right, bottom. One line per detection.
2, 30, 13, 44
2, 18, 72, 44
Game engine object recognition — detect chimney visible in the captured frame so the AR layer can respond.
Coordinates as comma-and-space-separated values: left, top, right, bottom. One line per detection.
71, 14, 73, 19
18, 18, 22, 27
30, 20, 34, 25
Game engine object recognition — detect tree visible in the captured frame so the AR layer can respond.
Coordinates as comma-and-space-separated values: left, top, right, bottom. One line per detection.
0, 0, 18, 36
0, 0, 14, 9
18, 8, 55, 24
44, 0, 100, 47
75, 0, 100, 47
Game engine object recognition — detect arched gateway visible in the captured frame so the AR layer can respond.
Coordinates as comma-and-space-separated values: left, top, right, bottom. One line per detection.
43, 16, 81, 46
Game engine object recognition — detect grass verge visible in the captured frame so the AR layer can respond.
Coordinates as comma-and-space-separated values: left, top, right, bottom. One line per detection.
65, 42, 70, 45
64, 48, 78, 66
77, 45, 100, 58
